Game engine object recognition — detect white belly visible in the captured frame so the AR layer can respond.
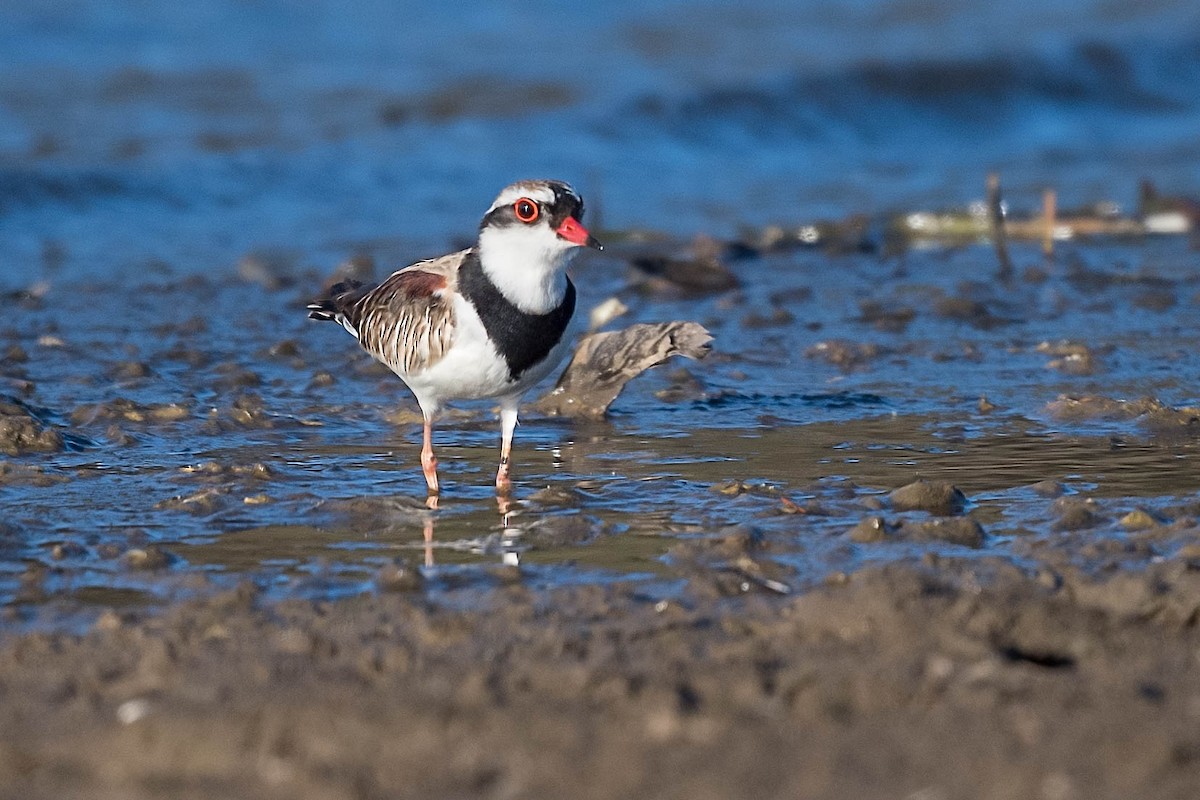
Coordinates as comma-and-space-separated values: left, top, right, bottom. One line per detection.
395, 294, 571, 415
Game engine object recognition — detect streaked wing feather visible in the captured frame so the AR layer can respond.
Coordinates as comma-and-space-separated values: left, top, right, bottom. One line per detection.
349, 251, 465, 375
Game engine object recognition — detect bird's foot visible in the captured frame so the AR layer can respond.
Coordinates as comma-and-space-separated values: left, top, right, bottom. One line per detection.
495, 459, 511, 496
421, 450, 439, 496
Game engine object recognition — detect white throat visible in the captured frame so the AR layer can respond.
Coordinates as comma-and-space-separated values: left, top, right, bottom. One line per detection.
476, 225, 577, 314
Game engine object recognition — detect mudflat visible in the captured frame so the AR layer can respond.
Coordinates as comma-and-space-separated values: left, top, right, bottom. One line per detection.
3, 538, 1200, 799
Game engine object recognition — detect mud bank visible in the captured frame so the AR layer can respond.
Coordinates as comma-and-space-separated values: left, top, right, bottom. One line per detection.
3, 544, 1200, 800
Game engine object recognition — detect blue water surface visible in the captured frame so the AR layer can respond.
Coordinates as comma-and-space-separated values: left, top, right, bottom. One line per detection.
2, 0, 1199, 279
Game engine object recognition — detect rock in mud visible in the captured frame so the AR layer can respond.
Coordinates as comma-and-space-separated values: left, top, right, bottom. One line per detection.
587, 296, 629, 331
525, 485, 585, 507
741, 307, 795, 328
376, 560, 425, 593
0, 462, 68, 487
535, 322, 712, 418
628, 236, 740, 295
1053, 497, 1102, 531
1132, 288, 1176, 312
155, 488, 227, 516
713, 524, 768, 556
888, 480, 967, 516
69, 398, 190, 425
848, 516, 891, 543
520, 514, 602, 549
1120, 509, 1161, 531
856, 299, 915, 333
222, 393, 275, 428
804, 339, 884, 369
1045, 395, 1200, 442
1028, 479, 1066, 498
2, 344, 29, 364
123, 545, 177, 571
0, 400, 63, 455
1037, 340, 1102, 375
653, 366, 708, 404
213, 364, 262, 390
933, 294, 1008, 329
899, 517, 985, 548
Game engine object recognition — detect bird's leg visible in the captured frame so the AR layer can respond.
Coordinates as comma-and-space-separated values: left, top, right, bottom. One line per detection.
421, 416, 439, 496
423, 515, 435, 567
495, 404, 519, 495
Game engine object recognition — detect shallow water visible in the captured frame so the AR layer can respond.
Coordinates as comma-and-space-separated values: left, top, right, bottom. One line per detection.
3, 1, 1200, 626
4, 231, 1200, 625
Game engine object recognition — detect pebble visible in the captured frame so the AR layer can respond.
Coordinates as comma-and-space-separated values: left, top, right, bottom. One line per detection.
1053, 497, 1102, 531
1029, 479, 1066, 498
900, 517, 985, 548
889, 480, 967, 516
848, 516, 890, 543
1119, 509, 1159, 530
377, 562, 425, 593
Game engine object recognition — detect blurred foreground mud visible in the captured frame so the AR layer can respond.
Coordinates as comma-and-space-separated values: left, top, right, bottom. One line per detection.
3, 546, 1200, 799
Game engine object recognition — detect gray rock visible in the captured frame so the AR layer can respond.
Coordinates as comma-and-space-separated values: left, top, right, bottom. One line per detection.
889, 480, 967, 516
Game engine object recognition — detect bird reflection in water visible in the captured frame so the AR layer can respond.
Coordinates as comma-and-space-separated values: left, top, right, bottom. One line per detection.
416, 492, 521, 569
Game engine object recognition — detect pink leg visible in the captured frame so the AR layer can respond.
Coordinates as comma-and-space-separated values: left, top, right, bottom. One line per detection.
421, 416, 439, 495
495, 404, 518, 495
423, 515, 434, 567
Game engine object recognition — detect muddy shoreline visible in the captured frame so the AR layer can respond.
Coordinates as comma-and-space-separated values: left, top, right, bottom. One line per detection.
3, 543, 1200, 799
4, 231, 1200, 796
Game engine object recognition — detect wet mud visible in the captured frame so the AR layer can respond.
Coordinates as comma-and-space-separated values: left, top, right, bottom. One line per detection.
2, 229, 1200, 796
3, 546, 1200, 799
6, 2, 1200, 795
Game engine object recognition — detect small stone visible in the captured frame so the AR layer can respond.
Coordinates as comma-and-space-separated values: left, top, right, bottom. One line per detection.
522, 514, 600, 548
2, 344, 28, 363
1035, 568, 1061, 589
1176, 544, 1200, 561
859, 495, 887, 511
1029, 480, 1066, 498
123, 545, 174, 570
900, 517, 985, 548
848, 516, 890, 543
1119, 509, 1160, 531
94, 609, 122, 631
0, 402, 63, 455
273, 628, 311, 654
268, 340, 300, 358
889, 480, 967, 516
377, 562, 425, 593
110, 361, 152, 380
526, 485, 583, 506
1052, 497, 1101, 531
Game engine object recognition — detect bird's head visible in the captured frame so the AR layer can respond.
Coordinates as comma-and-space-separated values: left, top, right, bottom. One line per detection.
477, 179, 602, 267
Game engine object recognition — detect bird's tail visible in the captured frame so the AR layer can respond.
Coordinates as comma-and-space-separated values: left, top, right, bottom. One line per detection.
307, 280, 369, 337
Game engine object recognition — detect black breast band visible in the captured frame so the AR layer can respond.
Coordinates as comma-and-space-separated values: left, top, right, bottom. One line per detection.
458, 250, 575, 381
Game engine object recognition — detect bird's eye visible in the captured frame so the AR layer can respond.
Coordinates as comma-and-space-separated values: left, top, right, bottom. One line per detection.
514, 198, 540, 223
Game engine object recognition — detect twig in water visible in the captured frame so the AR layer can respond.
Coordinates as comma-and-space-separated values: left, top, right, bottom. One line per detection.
1042, 188, 1057, 258
987, 173, 1014, 280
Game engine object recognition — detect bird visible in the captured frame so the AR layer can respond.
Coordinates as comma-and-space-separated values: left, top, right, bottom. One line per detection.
306, 179, 602, 497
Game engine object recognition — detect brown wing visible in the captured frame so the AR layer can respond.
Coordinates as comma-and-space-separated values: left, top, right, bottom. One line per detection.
342, 250, 465, 376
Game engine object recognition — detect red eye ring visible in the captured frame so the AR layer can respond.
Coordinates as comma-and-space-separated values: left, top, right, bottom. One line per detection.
513, 198, 540, 223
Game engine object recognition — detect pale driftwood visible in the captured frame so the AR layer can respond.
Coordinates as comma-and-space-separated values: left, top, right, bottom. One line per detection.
535, 322, 713, 419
